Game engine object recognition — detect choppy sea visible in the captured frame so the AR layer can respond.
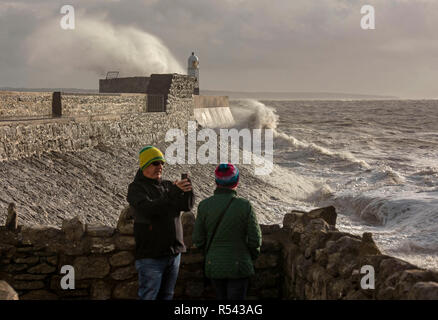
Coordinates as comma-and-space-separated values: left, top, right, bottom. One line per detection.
229, 99, 438, 271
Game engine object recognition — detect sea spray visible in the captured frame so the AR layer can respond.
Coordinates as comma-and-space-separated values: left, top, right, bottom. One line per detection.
230, 99, 371, 169
25, 17, 183, 82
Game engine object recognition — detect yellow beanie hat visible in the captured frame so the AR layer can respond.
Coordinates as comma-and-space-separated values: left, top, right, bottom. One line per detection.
139, 146, 165, 170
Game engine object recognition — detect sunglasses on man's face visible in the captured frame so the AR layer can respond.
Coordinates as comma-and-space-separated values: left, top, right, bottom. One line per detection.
151, 161, 165, 166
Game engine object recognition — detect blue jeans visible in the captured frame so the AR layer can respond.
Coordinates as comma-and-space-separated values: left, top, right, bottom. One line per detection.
135, 253, 181, 300
211, 278, 249, 300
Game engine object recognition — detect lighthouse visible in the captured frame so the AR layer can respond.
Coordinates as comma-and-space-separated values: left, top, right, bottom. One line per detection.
188, 52, 200, 95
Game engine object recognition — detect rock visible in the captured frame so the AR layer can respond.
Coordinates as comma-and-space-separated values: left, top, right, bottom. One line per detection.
260, 237, 282, 252
20, 290, 58, 300
304, 218, 330, 233
339, 261, 358, 278
407, 282, 438, 300
45, 256, 58, 266
73, 256, 110, 280
359, 232, 381, 256
111, 265, 137, 281
282, 211, 305, 229
251, 270, 279, 289
27, 263, 57, 274
86, 224, 114, 238
13, 256, 40, 264
290, 231, 301, 245
91, 280, 112, 300
260, 224, 281, 235
259, 287, 280, 299
399, 269, 438, 283
315, 249, 328, 267
327, 231, 356, 242
109, 251, 135, 267
63, 241, 88, 256
34, 250, 58, 257
255, 254, 278, 269
114, 235, 135, 250
21, 225, 63, 246
5, 203, 18, 231
117, 206, 135, 235
5, 264, 28, 273
379, 258, 416, 283
62, 216, 85, 242
304, 247, 312, 259
396, 269, 438, 297
377, 286, 396, 300
0, 281, 19, 300
113, 281, 138, 299
282, 243, 300, 272
88, 237, 116, 254
327, 279, 350, 300
303, 206, 337, 226
326, 253, 341, 277
12, 281, 45, 290
335, 236, 362, 255
13, 274, 47, 281
0, 229, 20, 246
345, 290, 370, 300
295, 254, 312, 279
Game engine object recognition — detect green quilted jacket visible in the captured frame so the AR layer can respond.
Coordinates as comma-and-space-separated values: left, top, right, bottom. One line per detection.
192, 188, 262, 279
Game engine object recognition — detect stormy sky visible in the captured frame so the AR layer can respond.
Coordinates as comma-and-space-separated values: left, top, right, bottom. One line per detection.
1, 0, 437, 98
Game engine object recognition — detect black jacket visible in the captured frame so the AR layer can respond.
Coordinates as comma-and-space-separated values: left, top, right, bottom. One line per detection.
127, 169, 194, 259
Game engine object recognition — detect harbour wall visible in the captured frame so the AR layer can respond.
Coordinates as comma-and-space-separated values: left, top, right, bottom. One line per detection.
0, 75, 196, 162
0, 74, 234, 162
193, 96, 234, 128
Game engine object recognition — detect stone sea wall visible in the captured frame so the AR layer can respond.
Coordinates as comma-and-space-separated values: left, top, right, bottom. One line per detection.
0, 92, 52, 118
0, 206, 436, 300
0, 89, 195, 162
60, 93, 147, 116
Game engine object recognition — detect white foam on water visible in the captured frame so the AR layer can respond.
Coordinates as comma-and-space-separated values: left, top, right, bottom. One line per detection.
230, 99, 372, 169
231, 99, 438, 271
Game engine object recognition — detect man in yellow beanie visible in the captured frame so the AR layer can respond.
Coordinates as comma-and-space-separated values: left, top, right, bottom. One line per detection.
127, 146, 194, 300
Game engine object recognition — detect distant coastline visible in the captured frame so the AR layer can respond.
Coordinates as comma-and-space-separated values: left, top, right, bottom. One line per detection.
0, 87, 398, 100
202, 89, 398, 100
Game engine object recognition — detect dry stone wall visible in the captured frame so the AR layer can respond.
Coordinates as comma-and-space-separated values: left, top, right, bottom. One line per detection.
0, 206, 436, 300
280, 207, 438, 300
0, 210, 282, 300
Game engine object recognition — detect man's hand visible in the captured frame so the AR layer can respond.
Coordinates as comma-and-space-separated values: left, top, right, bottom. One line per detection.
174, 179, 192, 192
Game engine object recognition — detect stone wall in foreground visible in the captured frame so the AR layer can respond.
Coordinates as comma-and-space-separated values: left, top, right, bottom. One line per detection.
280, 207, 438, 299
0, 206, 437, 300
0, 209, 281, 300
